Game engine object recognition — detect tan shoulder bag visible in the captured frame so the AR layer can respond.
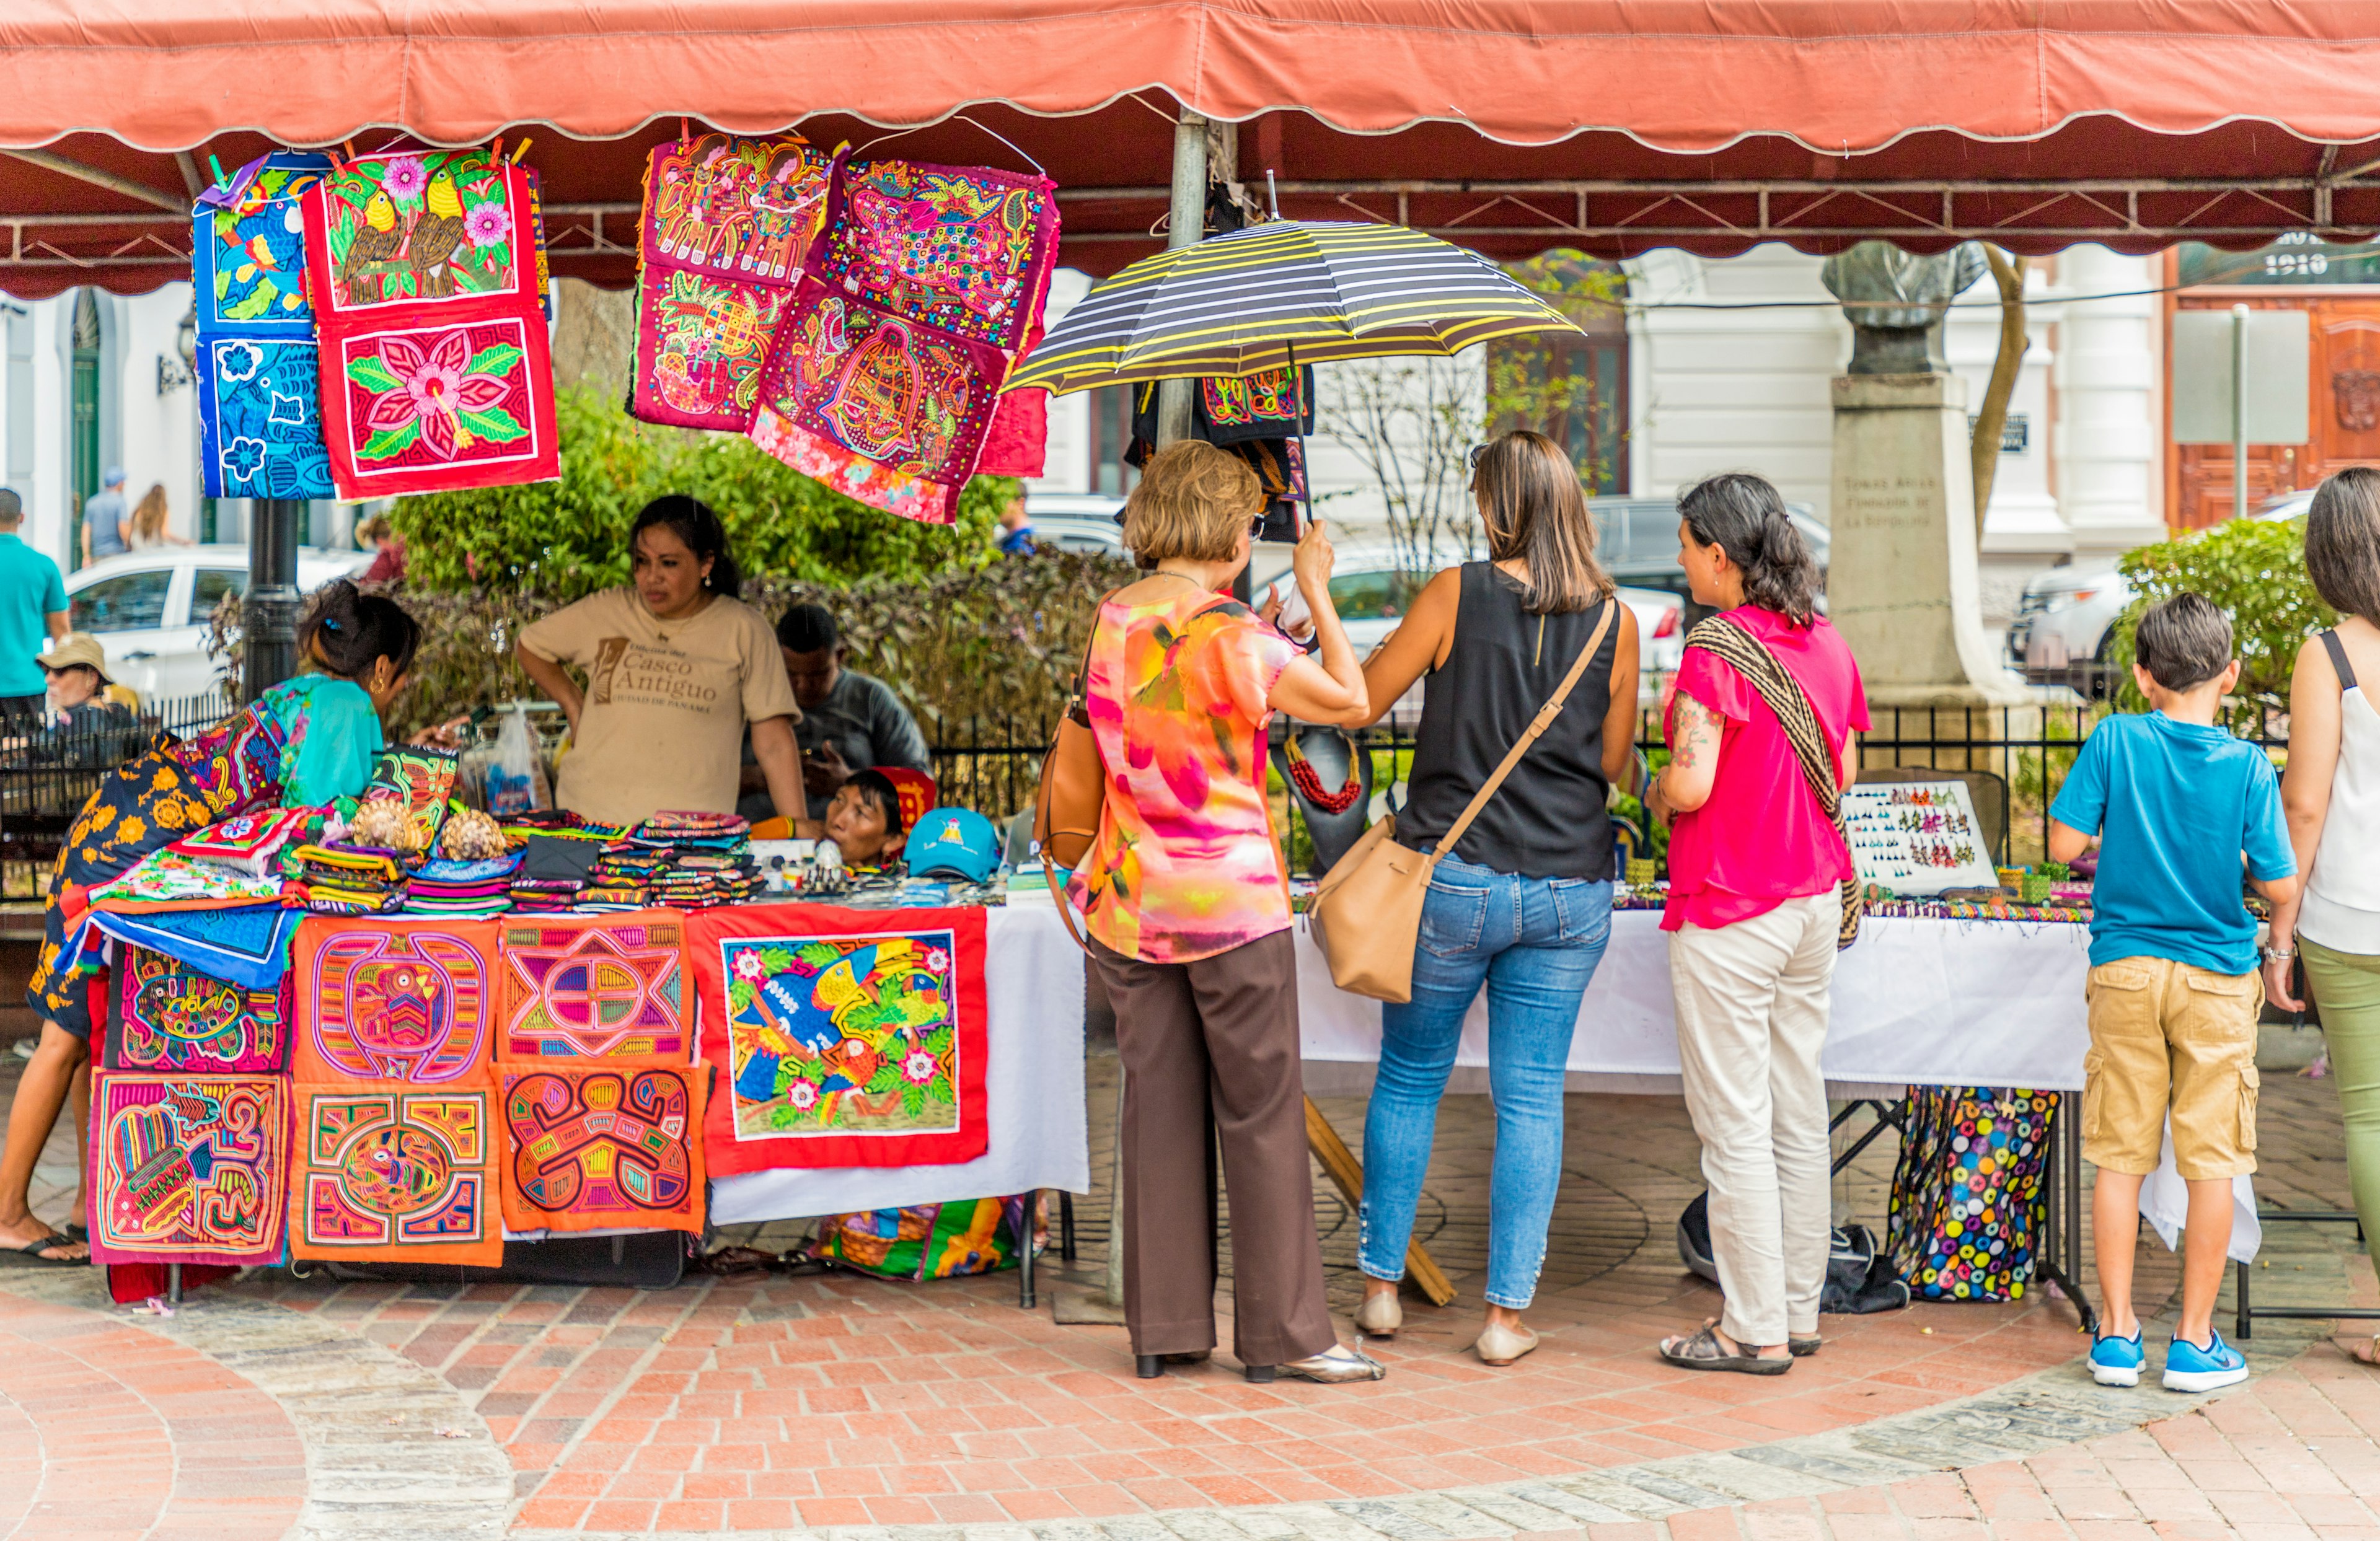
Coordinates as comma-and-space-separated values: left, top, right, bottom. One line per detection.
1311, 597, 1618, 1003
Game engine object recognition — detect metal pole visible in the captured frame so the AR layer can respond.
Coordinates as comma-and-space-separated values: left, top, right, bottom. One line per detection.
243, 498, 303, 700
2231, 303, 2249, 522
1153, 112, 1209, 449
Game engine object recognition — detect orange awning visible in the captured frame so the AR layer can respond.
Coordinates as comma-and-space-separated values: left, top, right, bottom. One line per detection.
9, 1, 2380, 295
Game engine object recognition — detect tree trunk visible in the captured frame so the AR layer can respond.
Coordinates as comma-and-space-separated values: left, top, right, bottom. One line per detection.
1972, 247, 2030, 538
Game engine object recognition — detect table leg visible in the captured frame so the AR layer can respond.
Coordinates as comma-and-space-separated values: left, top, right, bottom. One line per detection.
1302, 1094, 1456, 1307
2034, 1093, 2096, 1335
1019, 1193, 1037, 1311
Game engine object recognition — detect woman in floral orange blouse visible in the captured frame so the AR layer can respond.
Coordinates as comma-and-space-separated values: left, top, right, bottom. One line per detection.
1072, 441, 1378, 1384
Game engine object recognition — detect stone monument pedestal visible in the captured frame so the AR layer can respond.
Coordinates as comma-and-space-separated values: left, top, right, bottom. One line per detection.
1828, 372, 2032, 707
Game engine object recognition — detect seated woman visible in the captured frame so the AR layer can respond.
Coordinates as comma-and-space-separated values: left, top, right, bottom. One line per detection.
0, 581, 461, 1265
27, 634, 141, 766
793, 768, 904, 868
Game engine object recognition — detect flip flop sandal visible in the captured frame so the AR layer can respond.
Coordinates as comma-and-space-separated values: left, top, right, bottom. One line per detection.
1660, 1322, 1792, 1375
0, 1234, 82, 1269
63, 1224, 86, 1246
1789, 1335, 1822, 1357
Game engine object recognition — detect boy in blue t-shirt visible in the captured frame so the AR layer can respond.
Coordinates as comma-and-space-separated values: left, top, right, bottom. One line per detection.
2049, 592, 2298, 1393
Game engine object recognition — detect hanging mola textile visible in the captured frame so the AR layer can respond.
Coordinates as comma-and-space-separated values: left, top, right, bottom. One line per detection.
747, 152, 1059, 524
631, 131, 831, 432
193, 151, 337, 500
300, 144, 560, 498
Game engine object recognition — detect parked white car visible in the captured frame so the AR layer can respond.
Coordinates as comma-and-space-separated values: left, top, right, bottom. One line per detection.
63, 545, 374, 702
1018, 493, 1131, 557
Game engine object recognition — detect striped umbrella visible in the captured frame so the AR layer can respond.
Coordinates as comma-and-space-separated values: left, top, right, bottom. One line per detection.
1004, 219, 1582, 396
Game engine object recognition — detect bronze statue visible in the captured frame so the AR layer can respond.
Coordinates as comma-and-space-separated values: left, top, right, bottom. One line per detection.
1820, 241, 1988, 375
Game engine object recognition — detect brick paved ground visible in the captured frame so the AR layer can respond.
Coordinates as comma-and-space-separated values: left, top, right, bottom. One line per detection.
2, 1048, 2372, 1540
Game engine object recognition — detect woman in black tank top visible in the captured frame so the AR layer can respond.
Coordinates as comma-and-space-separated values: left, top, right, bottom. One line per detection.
1339, 431, 1641, 1366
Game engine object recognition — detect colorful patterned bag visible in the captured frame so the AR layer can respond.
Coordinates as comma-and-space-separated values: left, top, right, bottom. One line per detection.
1887, 1086, 2060, 1301
193, 152, 337, 499
631, 131, 831, 431
748, 152, 1059, 524
808, 1195, 1044, 1280
301, 146, 559, 498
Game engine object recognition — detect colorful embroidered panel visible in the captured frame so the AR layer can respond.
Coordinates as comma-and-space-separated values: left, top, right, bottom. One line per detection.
1199, 365, 1313, 444
292, 918, 498, 1086
301, 150, 559, 498
747, 152, 1060, 526
496, 911, 689, 1064
498, 1066, 705, 1232
291, 1086, 501, 1265
107, 946, 289, 1074
632, 132, 829, 431
688, 904, 988, 1172
193, 151, 330, 336
319, 317, 559, 496
198, 337, 336, 499
84, 902, 306, 992
90, 1073, 289, 1267
363, 745, 459, 851
749, 280, 1007, 525
809, 158, 1057, 349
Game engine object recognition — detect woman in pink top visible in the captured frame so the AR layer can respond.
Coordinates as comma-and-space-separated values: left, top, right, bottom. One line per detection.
1646, 472, 1867, 1375
1074, 441, 1383, 1385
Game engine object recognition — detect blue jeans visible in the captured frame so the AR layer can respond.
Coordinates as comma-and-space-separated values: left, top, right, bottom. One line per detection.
1358, 856, 1612, 1309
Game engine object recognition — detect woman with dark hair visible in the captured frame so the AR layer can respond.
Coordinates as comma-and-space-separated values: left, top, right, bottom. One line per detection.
2265, 465, 2380, 1366
0, 579, 456, 1264
1346, 430, 1639, 1364
1647, 471, 1866, 1375
516, 495, 803, 827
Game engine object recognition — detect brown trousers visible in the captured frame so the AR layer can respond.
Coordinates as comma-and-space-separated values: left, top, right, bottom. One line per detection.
1090, 929, 1336, 1365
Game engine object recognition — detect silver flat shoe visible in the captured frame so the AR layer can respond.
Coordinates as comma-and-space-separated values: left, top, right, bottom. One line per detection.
1252, 1344, 1386, 1384
1475, 1320, 1538, 1366
1354, 1289, 1403, 1338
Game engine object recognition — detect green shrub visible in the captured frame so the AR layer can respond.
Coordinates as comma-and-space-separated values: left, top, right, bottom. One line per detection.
390, 388, 1010, 599
2108, 515, 2332, 713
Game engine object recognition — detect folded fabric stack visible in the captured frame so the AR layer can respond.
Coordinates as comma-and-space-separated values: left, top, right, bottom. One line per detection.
499, 808, 630, 845
509, 833, 606, 914
289, 843, 407, 915
403, 854, 522, 918
613, 810, 759, 909
169, 807, 317, 879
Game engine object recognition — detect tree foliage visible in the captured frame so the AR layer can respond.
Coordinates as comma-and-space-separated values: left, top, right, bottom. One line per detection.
2109, 514, 2334, 712
388, 388, 1011, 600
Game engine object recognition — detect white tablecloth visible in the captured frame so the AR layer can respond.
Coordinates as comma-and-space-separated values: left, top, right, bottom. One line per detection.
1296, 908, 2092, 1092
710, 907, 1090, 1223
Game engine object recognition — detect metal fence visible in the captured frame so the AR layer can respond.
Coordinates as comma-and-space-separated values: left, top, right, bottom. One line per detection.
0, 689, 238, 895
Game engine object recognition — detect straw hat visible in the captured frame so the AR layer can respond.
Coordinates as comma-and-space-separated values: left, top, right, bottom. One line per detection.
39, 633, 111, 682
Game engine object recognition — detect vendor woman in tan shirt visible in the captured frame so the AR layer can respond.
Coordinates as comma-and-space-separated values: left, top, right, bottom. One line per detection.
516, 496, 806, 827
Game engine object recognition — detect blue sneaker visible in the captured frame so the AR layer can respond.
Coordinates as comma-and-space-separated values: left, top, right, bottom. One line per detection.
2089, 1328, 2144, 1387
2163, 1330, 2250, 1392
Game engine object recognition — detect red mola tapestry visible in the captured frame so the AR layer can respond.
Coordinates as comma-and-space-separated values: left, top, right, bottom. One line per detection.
292, 917, 498, 1086
290, 1085, 501, 1266
495, 910, 689, 1065
90, 1073, 289, 1267
687, 903, 988, 1173
108, 945, 290, 1074
301, 146, 558, 498
498, 1065, 705, 1233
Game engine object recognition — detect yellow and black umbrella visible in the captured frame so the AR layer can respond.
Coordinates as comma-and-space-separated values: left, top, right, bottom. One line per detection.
1003, 219, 1581, 396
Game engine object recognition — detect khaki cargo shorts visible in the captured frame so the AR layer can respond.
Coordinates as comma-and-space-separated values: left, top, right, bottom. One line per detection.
2082, 955, 2261, 1180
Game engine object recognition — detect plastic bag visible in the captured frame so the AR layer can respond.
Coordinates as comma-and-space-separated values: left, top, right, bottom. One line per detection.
483, 704, 551, 817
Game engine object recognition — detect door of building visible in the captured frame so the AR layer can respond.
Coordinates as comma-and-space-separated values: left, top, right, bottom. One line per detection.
2171, 291, 2380, 527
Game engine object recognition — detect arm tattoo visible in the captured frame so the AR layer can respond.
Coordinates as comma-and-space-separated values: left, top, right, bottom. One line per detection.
1670, 694, 1720, 770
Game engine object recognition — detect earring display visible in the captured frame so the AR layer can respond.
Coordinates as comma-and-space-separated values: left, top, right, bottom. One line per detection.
1840, 780, 2001, 898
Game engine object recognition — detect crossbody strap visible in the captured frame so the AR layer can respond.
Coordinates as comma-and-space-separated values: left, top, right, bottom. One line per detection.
1432, 596, 1619, 860
2322, 627, 2360, 693
1682, 615, 1839, 817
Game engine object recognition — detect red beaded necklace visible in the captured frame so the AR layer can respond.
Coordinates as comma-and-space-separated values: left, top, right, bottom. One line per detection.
1284, 731, 1363, 815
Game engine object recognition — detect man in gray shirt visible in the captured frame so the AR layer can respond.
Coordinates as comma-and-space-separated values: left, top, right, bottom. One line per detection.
738, 604, 931, 820
81, 466, 128, 563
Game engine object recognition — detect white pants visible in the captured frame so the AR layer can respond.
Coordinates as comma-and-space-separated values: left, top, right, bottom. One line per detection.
1668, 891, 1838, 1348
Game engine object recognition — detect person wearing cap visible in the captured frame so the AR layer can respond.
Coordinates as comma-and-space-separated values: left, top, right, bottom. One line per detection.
0, 487, 68, 735
737, 604, 930, 821
25, 634, 139, 766
82, 467, 130, 564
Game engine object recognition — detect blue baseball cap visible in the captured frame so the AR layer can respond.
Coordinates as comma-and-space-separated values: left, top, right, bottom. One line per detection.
102, 466, 125, 487
903, 807, 1000, 883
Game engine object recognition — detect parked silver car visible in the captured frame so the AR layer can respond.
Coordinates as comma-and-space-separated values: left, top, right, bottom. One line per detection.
64, 544, 373, 701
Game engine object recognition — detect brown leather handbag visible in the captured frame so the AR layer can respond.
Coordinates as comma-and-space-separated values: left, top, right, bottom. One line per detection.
1311, 598, 1617, 1002
1034, 598, 1116, 952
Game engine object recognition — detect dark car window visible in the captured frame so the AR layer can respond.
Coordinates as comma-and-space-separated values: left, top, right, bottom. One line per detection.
192, 568, 246, 621
1328, 570, 1422, 621
70, 569, 173, 634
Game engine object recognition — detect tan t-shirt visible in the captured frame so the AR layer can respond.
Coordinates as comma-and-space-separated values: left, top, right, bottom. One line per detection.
519, 587, 799, 825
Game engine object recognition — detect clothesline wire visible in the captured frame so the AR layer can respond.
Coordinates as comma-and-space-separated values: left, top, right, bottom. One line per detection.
1622, 281, 2286, 312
